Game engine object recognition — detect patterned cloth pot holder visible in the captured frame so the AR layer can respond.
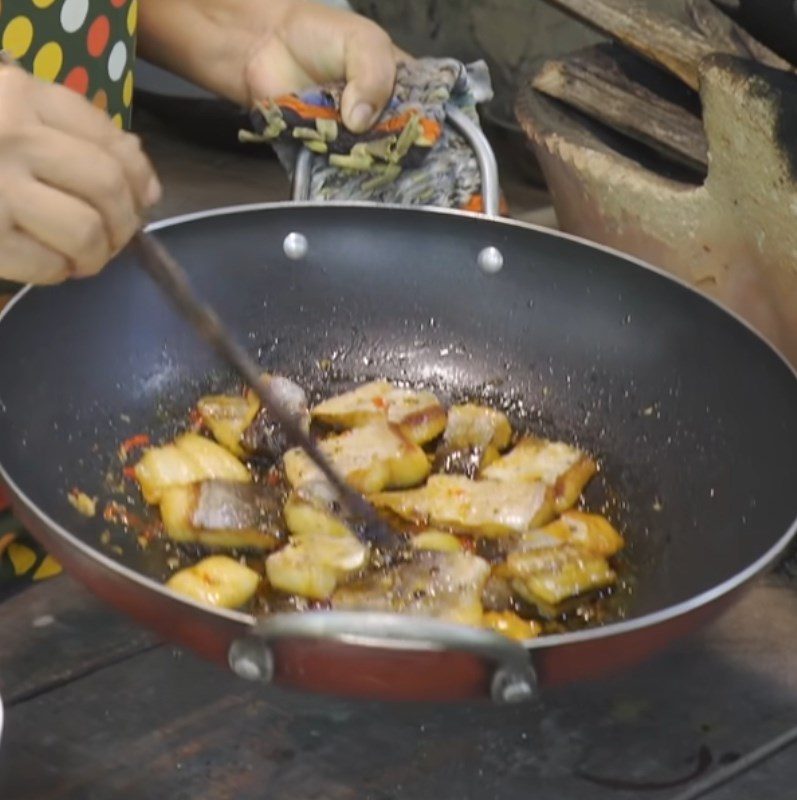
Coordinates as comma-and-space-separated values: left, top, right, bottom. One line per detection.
240, 57, 507, 213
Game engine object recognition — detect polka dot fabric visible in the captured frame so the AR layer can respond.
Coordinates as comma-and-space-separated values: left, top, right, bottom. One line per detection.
0, 2, 138, 592
0, 0, 137, 129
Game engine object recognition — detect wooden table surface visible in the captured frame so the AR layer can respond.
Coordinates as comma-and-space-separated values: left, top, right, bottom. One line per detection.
1, 107, 796, 800
3, 571, 797, 800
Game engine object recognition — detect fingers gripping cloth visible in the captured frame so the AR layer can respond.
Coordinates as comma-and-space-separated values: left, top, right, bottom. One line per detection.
240, 58, 504, 212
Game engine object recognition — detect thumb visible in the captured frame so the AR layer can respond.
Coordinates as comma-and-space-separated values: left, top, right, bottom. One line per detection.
340, 26, 397, 133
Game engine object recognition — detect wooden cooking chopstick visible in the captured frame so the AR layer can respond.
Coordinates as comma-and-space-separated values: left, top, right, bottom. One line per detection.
0, 47, 399, 552
130, 231, 400, 553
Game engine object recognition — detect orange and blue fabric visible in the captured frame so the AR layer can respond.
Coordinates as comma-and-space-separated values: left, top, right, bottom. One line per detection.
241, 58, 508, 213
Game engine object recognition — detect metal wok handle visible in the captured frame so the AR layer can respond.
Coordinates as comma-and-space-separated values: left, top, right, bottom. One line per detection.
229, 611, 537, 704
291, 104, 502, 218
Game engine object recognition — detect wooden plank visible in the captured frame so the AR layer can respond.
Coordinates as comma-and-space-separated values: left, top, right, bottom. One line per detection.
532, 43, 708, 172
3, 582, 797, 799
0, 576, 159, 705
685, 0, 794, 72
541, 0, 794, 92
727, 0, 797, 72
540, 0, 722, 90
518, 72, 705, 187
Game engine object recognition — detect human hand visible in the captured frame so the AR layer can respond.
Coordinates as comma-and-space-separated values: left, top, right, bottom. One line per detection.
244, 1, 404, 133
140, 0, 406, 135
0, 65, 161, 285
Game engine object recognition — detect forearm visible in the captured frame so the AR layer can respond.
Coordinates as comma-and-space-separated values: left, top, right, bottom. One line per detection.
137, 0, 292, 105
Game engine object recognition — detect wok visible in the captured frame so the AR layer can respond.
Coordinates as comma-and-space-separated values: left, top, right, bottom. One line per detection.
0, 122, 796, 705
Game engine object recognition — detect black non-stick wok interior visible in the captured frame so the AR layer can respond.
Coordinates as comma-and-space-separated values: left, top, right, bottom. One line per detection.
0, 204, 795, 642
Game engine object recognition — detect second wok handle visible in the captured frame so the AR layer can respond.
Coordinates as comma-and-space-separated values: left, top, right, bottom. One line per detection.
445, 104, 501, 218
290, 104, 502, 218
229, 611, 537, 704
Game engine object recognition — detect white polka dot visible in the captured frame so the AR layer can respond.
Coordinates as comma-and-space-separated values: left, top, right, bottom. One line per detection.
107, 40, 127, 82
60, 0, 89, 33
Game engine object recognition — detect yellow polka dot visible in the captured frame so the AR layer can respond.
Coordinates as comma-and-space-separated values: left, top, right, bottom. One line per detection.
33, 41, 63, 82
2, 16, 34, 59
122, 70, 134, 107
8, 542, 36, 576
127, 0, 138, 36
111, 113, 123, 128
33, 555, 62, 581
32, 0, 58, 7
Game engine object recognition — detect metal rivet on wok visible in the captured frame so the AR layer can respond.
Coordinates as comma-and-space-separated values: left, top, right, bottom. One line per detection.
283, 232, 309, 261
478, 246, 504, 274
229, 637, 275, 683
491, 667, 536, 705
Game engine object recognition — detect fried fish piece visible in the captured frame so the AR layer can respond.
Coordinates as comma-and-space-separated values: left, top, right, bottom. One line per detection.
135, 433, 250, 505
524, 511, 624, 557
167, 556, 260, 609
332, 550, 491, 626
160, 480, 282, 550
481, 436, 597, 512
241, 375, 311, 460
372, 474, 555, 537
197, 393, 259, 457
504, 544, 616, 606
284, 419, 431, 494
435, 403, 513, 476
312, 380, 447, 444
265, 532, 367, 600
